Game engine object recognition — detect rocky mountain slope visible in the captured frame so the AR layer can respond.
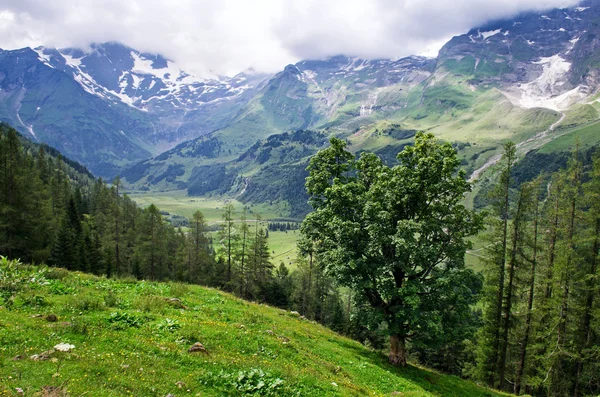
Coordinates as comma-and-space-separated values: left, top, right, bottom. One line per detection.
0, 42, 266, 176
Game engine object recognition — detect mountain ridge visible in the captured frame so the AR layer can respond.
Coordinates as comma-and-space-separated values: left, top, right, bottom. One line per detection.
2, 1, 600, 197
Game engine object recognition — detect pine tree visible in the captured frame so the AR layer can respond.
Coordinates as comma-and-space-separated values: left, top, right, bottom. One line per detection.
476, 142, 516, 386
219, 203, 237, 288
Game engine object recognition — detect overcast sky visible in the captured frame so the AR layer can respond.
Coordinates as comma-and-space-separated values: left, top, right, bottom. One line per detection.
0, 0, 579, 77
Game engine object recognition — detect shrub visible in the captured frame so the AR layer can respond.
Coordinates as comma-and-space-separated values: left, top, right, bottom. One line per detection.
45, 268, 69, 280
103, 291, 119, 307
201, 368, 289, 396
168, 282, 190, 298
133, 295, 166, 312
107, 311, 145, 329
70, 294, 103, 312
156, 318, 181, 332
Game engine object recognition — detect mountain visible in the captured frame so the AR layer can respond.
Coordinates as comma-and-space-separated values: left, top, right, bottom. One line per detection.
4, 1, 600, 209
0, 42, 267, 176
122, 0, 600, 216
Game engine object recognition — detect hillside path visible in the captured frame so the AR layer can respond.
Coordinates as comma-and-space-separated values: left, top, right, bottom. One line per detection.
468, 112, 566, 182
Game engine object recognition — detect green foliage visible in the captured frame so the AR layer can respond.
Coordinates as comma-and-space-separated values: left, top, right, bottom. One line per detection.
107, 311, 145, 329
201, 368, 288, 396
156, 318, 181, 332
0, 263, 505, 396
302, 133, 484, 366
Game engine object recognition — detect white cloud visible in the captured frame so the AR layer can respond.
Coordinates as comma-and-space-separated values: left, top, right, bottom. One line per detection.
0, 0, 580, 76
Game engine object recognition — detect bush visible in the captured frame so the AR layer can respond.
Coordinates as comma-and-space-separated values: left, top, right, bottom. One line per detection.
133, 295, 166, 312
156, 318, 181, 332
107, 311, 145, 329
104, 291, 119, 307
0, 256, 48, 304
168, 282, 190, 298
201, 368, 289, 396
70, 294, 103, 312
45, 268, 69, 280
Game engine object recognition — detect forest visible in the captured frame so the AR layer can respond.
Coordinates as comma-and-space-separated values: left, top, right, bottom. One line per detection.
1, 123, 599, 396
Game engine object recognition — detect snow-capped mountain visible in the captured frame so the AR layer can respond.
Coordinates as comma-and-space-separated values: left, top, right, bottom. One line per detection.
34, 42, 257, 112
0, 42, 267, 176
4, 0, 600, 182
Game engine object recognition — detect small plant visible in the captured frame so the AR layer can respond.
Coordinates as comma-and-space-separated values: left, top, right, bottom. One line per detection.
0, 256, 48, 304
70, 293, 103, 312
156, 318, 181, 332
17, 294, 48, 308
202, 368, 287, 396
44, 268, 69, 280
168, 282, 190, 298
48, 280, 75, 295
133, 295, 166, 312
103, 290, 119, 307
107, 311, 144, 329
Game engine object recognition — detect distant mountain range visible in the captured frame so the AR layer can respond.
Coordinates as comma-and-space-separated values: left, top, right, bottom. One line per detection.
2, 0, 600, 214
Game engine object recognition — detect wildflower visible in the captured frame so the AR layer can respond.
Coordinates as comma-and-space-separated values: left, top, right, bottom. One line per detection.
54, 343, 75, 352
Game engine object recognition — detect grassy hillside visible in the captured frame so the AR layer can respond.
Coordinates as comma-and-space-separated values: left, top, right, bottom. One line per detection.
0, 259, 506, 397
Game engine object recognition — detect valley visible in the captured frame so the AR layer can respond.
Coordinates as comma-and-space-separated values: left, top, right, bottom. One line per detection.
3, 0, 600, 395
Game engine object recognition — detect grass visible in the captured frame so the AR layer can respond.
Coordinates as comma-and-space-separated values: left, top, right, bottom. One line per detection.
0, 260, 508, 397
538, 120, 600, 154
127, 192, 301, 266
126, 191, 287, 224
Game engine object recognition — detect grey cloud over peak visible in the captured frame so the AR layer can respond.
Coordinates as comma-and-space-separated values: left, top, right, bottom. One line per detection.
0, 0, 580, 77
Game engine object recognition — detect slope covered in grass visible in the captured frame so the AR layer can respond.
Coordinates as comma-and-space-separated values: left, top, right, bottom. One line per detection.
0, 260, 506, 397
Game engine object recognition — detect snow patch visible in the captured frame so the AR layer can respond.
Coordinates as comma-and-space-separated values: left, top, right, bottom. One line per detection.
131, 74, 142, 90
62, 53, 82, 68
518, 55, 586, 111
480, 29, 502, 39
34, 48, 55, 68
575, 6, 589, 12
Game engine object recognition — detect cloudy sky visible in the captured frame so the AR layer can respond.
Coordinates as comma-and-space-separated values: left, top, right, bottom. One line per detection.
0, 0, 579, 77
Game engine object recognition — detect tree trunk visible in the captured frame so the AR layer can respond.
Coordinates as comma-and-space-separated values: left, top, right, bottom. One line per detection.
389, 334, 407, 367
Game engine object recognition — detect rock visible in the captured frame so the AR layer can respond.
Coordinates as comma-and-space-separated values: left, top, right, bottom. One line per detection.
176, 381, 185, 388
188, 342, 208, 354
277, 336, 290, 344
31, 314, 43, 318
166, 394, 175, 397
45, 314, 58, 322
289, 311, 300, 317
165, 298, 187, 309
40, 386, 66, 397
30, 350, 54, 361
12, 355, 22, 361
265, 330, 274, 335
